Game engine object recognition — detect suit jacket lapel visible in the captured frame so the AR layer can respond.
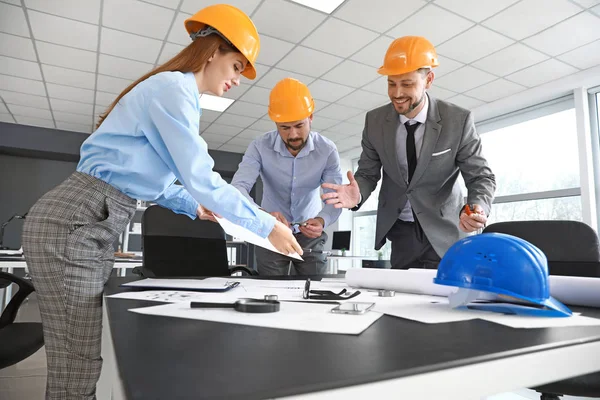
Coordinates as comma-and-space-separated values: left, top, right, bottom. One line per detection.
410, 94, 442, 187
382, 103, 405, 186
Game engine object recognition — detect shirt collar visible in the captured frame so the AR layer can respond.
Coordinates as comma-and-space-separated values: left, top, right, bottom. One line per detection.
274, 131, 315, 158
399, 93, 429, 125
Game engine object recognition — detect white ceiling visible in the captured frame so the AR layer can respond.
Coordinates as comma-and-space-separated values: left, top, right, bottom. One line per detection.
1, 0, 600, 156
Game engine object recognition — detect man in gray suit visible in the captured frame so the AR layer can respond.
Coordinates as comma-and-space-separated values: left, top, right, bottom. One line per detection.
322, 36, 496, 269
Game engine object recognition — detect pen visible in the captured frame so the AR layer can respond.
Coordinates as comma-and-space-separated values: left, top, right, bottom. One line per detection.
302, 249, 333, 255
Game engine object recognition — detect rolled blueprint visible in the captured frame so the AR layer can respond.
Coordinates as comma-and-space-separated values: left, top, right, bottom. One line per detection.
549, 275, 600, 308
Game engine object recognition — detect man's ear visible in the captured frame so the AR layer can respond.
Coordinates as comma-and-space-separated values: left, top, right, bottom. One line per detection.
207, 50, 217, 63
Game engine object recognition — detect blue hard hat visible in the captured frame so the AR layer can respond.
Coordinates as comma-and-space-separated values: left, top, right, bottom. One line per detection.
434, 233, 571, 317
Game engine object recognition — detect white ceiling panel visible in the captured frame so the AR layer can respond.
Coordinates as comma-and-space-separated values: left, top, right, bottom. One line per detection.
97, 75, 133, 94
427, 85, 458, 100
0, 103, 7, 113
483, 0, 582, 40
435, 26, 513, 64
277, 46, 343, 77
0, 32, 36, 61
56, 121, 92, 133
434, 56, 464, 78
321, 60, 379, 88
25, 0, 101, 24
0, 3, 30, 37
200, 109, 222, 123
257, 35, 294, 66
238, 86, 271, 106
103, 0, 175, 40
7, 104, 52, 119
0, 56, 42, 80
1, 91, 49, 109
506, 58, 578, 87
157, 43, 185, 64
219, 143, 249, 153
360, 76, 388, 94
15, 115, 55, 128
308, 79, 355, 102
42, 64, 96, 90
0, 75, 46, 96
523, 12, 600, 56
144, 0, 181, 9
98, 54, 153, 80
53, 110, 92, 125
321, 130, 347, 142
50, 98, 94, 116
348, 112, 368, 125
593, 4, 600, 14
571, 0, 600, 7
101, 28, 162, 64
1, 0, 20, 6
312, 115, 344, 131
349, 35, 394, 68
249, 118, 276, 132
558, 39, 600, 69
253, 0, 327, 43
200, 133, 229, 144
302, 18, 379, 58
204, 123, 244, 137
465, 78, 526, 102
180, 0, 262, 16
325, 121, 364, 135
472, 43, 549, 77
226, 136, 254, 147
238, 128, 265, 139
316, 103, 363, 120
388, 4, 474, 46
221, 83, 251, 101
434, 65, 496, 92
166, 12, 193, 46
0, 113, 15, 123
28, 11, 98, 51
447, 94, 485, 110
337, 90, 388, 110
334, 0, 426, 33
213, 113, 257, 128
36, 42, 97, 72
95, 91, 116, 107
46, 83, 95, 103
256, 68, 316, 89
433, 0, 520, 22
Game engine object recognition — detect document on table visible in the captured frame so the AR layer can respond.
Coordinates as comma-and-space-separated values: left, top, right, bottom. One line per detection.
216, 216, 303, 261
129, 301, 383, 335
121, 278, 243, 292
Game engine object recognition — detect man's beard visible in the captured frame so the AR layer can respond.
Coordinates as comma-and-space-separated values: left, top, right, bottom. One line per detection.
286, 138, 306, 151
396, 91, 425, 115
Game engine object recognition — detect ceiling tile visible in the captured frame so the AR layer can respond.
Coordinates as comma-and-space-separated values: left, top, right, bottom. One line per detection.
200, 109, 221, 123
337, 90, 388, 110
0, 75, 46, 96
436, 26, 513, 64
434, 65, 496, 92
56, 120, 92, 133
36, 41, 97, 72
15, 115, 55, 128
257, 35, 294, 66
432, 0, 520, 22
0, 113, 15, 123
157, 43, 185, 64
434, 56, 464, 78
25, 0, 101, 24
447, 94, 485, 109
249, 119, 275, 132
472, 43, 549, 77
360, 76, 387, 94
483, 0, 582, 40
0, 32, 36, 61
205, 141, 220, 150
321, 60, 379, 88
256, 68, 315, 89
218, 143, 248, 154
46, 83, 94, 103
505, 58, 578, 87
97, 75, 133, 94
221, 83, 250, 101
277, 46, 343, 77
213, 113, 257, 128
388, 4, 474, 46
253, 0, 327, 43
523, 13, 600, 56
347, 112, 368, 125
238, 128, 265, 139
95, 91, 116, 107
558, 39, 600, 69
98, 54, 153, 80
203, 123, 244, 137
7, 104, 52, 119
50, 98, 94, 116
593, 4, 600, 14
1, 0, 20, 6
308, 79, 354, 102
0, 103, 8, 113
144, 0, 180, 8
200, 133, 229, 144
226, 136, 254, 147
28, 11, 98, 51
316, 103, 363, 120
465, 78, 526, 102
103, 0, 174, 40
180, 0, 262, 16
312, 115, 343, 131
427, 85, 457, 100
238, 86, 271, 106
42, 64, 96, 89
325, 121, 364, 135
101, 27, 162, 64
0, 3, 30, 37
571, 0, 600, 7
166, 11, 193, 46
0, 56, 42, 80
320, 130, 347, 141
93, 105, 105, 120
53, 110, 91, 125
251, 63, 270, 83
334, 0, 426, 32
302, 18, 379, 58
0, 90, 48, 109
336, 140, 360, 152
350, 36, 394, 68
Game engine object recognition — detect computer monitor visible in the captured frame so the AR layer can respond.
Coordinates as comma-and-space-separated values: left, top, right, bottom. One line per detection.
331, 231, 351, 251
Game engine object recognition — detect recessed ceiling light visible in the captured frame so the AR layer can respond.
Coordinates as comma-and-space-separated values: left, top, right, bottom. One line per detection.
199, 94, 234, 112
289, 0, 346, 14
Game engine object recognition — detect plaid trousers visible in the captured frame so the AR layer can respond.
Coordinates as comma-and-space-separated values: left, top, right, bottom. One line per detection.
22, 172, 136, 400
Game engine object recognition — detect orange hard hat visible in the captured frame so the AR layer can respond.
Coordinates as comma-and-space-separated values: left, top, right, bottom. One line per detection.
378, 36, 439, 76
268, 78, 315, 123
185, 4, 260, 80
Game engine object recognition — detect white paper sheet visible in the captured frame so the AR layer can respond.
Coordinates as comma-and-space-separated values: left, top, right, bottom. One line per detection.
216, 216, 303, 261
121, 278, 244, 291
549, 275, 600, 308
129, 301, 382, 335
108, 290, 240, 303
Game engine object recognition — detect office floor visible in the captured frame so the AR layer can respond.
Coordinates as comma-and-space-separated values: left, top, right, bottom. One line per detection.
0, 293, 596, 400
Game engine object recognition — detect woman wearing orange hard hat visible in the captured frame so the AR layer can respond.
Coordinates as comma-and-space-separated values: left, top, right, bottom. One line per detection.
322, 35, 496, 271
22, 5, 302, 398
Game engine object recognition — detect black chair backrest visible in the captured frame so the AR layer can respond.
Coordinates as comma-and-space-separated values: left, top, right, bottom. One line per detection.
483, 220, 600, 277
141, 205, 230, 277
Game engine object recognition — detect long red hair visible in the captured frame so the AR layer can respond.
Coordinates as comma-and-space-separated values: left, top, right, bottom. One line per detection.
96, 35, 236, 128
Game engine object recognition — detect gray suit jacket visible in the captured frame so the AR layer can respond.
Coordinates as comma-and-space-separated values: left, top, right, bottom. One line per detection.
354, 95, 496, 256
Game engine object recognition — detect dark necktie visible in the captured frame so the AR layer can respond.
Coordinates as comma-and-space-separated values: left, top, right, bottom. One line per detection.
405, 121, 420, 183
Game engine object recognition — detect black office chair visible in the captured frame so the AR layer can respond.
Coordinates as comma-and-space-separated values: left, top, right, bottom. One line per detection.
0, 272, 44, 369
137, 205, 255, 278
483, 220, 600, 399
